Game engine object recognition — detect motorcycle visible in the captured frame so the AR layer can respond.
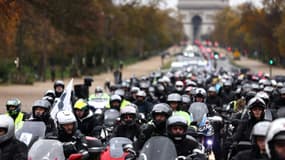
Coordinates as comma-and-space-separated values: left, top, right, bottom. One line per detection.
188, 102, 209, 126
28, 139, 84, 160
138, 136, 177, 160
15, 121, 46, 148
188, 102, 215, 157
100, 137, 135, 160
100, 109, 120, 142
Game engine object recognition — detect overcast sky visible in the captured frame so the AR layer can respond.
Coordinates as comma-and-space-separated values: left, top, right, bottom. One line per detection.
165, 0, 263, 9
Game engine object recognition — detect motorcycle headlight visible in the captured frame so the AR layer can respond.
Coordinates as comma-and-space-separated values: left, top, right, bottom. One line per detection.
207, 139, 213, 146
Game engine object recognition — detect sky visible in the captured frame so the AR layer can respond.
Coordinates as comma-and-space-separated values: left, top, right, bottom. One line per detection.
164, 0, 263, 9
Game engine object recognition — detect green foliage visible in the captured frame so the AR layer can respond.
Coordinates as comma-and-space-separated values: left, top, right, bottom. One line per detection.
0, 0, 183, 83
211, 1, 285, 65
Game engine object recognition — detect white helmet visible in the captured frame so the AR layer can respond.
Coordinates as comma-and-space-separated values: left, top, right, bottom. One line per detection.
115, 89, 125, 98
167, 93, 182, 102
251, 121, 271, 141
110, 94, 122, 102
266, 118, 285, 158
256, 91, 270, 105
247, 96, 266, 109
56, 110, 77, 125
136, 90, 146, 97
120, 105, 137, 126
120, 105, 137, 115
130, 87, 140, 93
195, 88, 207, 97
175, 81, 184, 91
0, 114, 14, 144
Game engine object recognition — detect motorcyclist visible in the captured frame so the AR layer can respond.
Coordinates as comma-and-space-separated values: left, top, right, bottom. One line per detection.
232, 97, 267, 143
173, 80, 185, 95
181, 94, 191, 112
232, 121, 271, 160
0, 114, 28, 160
272, 87, 285, 110
29, 99, 57, 136
166, 115, 207, 159
167, 93, 191, 125
219, 81, 235, 105
5, 98, 29, 131
88, 86, 110, 102
114, 89, 131, 109
265, 118, 285, 160
195, 88, 214, 116
134, 90, 153, 118
135, 103, 172, 149
108, 94, 122, 111
43, 89, 56, 106
54, 110, 89, 159
112, 105, 140, 141
73, 99, 101, 137
54, 80, 65, 98
128, 86, 140, 103
206, 86, 222, 111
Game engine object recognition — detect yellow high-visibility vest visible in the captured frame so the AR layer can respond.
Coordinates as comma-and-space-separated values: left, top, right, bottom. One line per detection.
6, 112, 24, 132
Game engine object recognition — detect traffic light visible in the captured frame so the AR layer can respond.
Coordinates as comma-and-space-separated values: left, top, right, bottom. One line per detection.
269, 59, 274, 65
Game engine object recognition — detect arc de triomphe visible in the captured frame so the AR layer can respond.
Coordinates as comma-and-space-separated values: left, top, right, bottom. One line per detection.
177, 0, 229, 41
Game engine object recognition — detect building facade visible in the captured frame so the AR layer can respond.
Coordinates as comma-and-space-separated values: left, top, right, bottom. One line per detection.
177, 0, 229, 41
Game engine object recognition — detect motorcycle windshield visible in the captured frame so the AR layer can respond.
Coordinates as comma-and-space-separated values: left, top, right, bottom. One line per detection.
109, 137, 133, 158
88, 99, 108, 109
138, 136, 177, 160
28, 139, 65, 160
189, 102, 209, 124
15, 121, 46, 148
104, 109, 120, 127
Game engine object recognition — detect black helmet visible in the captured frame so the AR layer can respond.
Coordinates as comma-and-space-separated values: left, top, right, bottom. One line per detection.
54, 80, 65, 90
32, 99, 51, 121
167, 116, 188, 141
54, 80, 65, 97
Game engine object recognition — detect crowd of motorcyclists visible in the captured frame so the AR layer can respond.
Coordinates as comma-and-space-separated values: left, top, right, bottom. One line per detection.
2, 50, 285, 160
